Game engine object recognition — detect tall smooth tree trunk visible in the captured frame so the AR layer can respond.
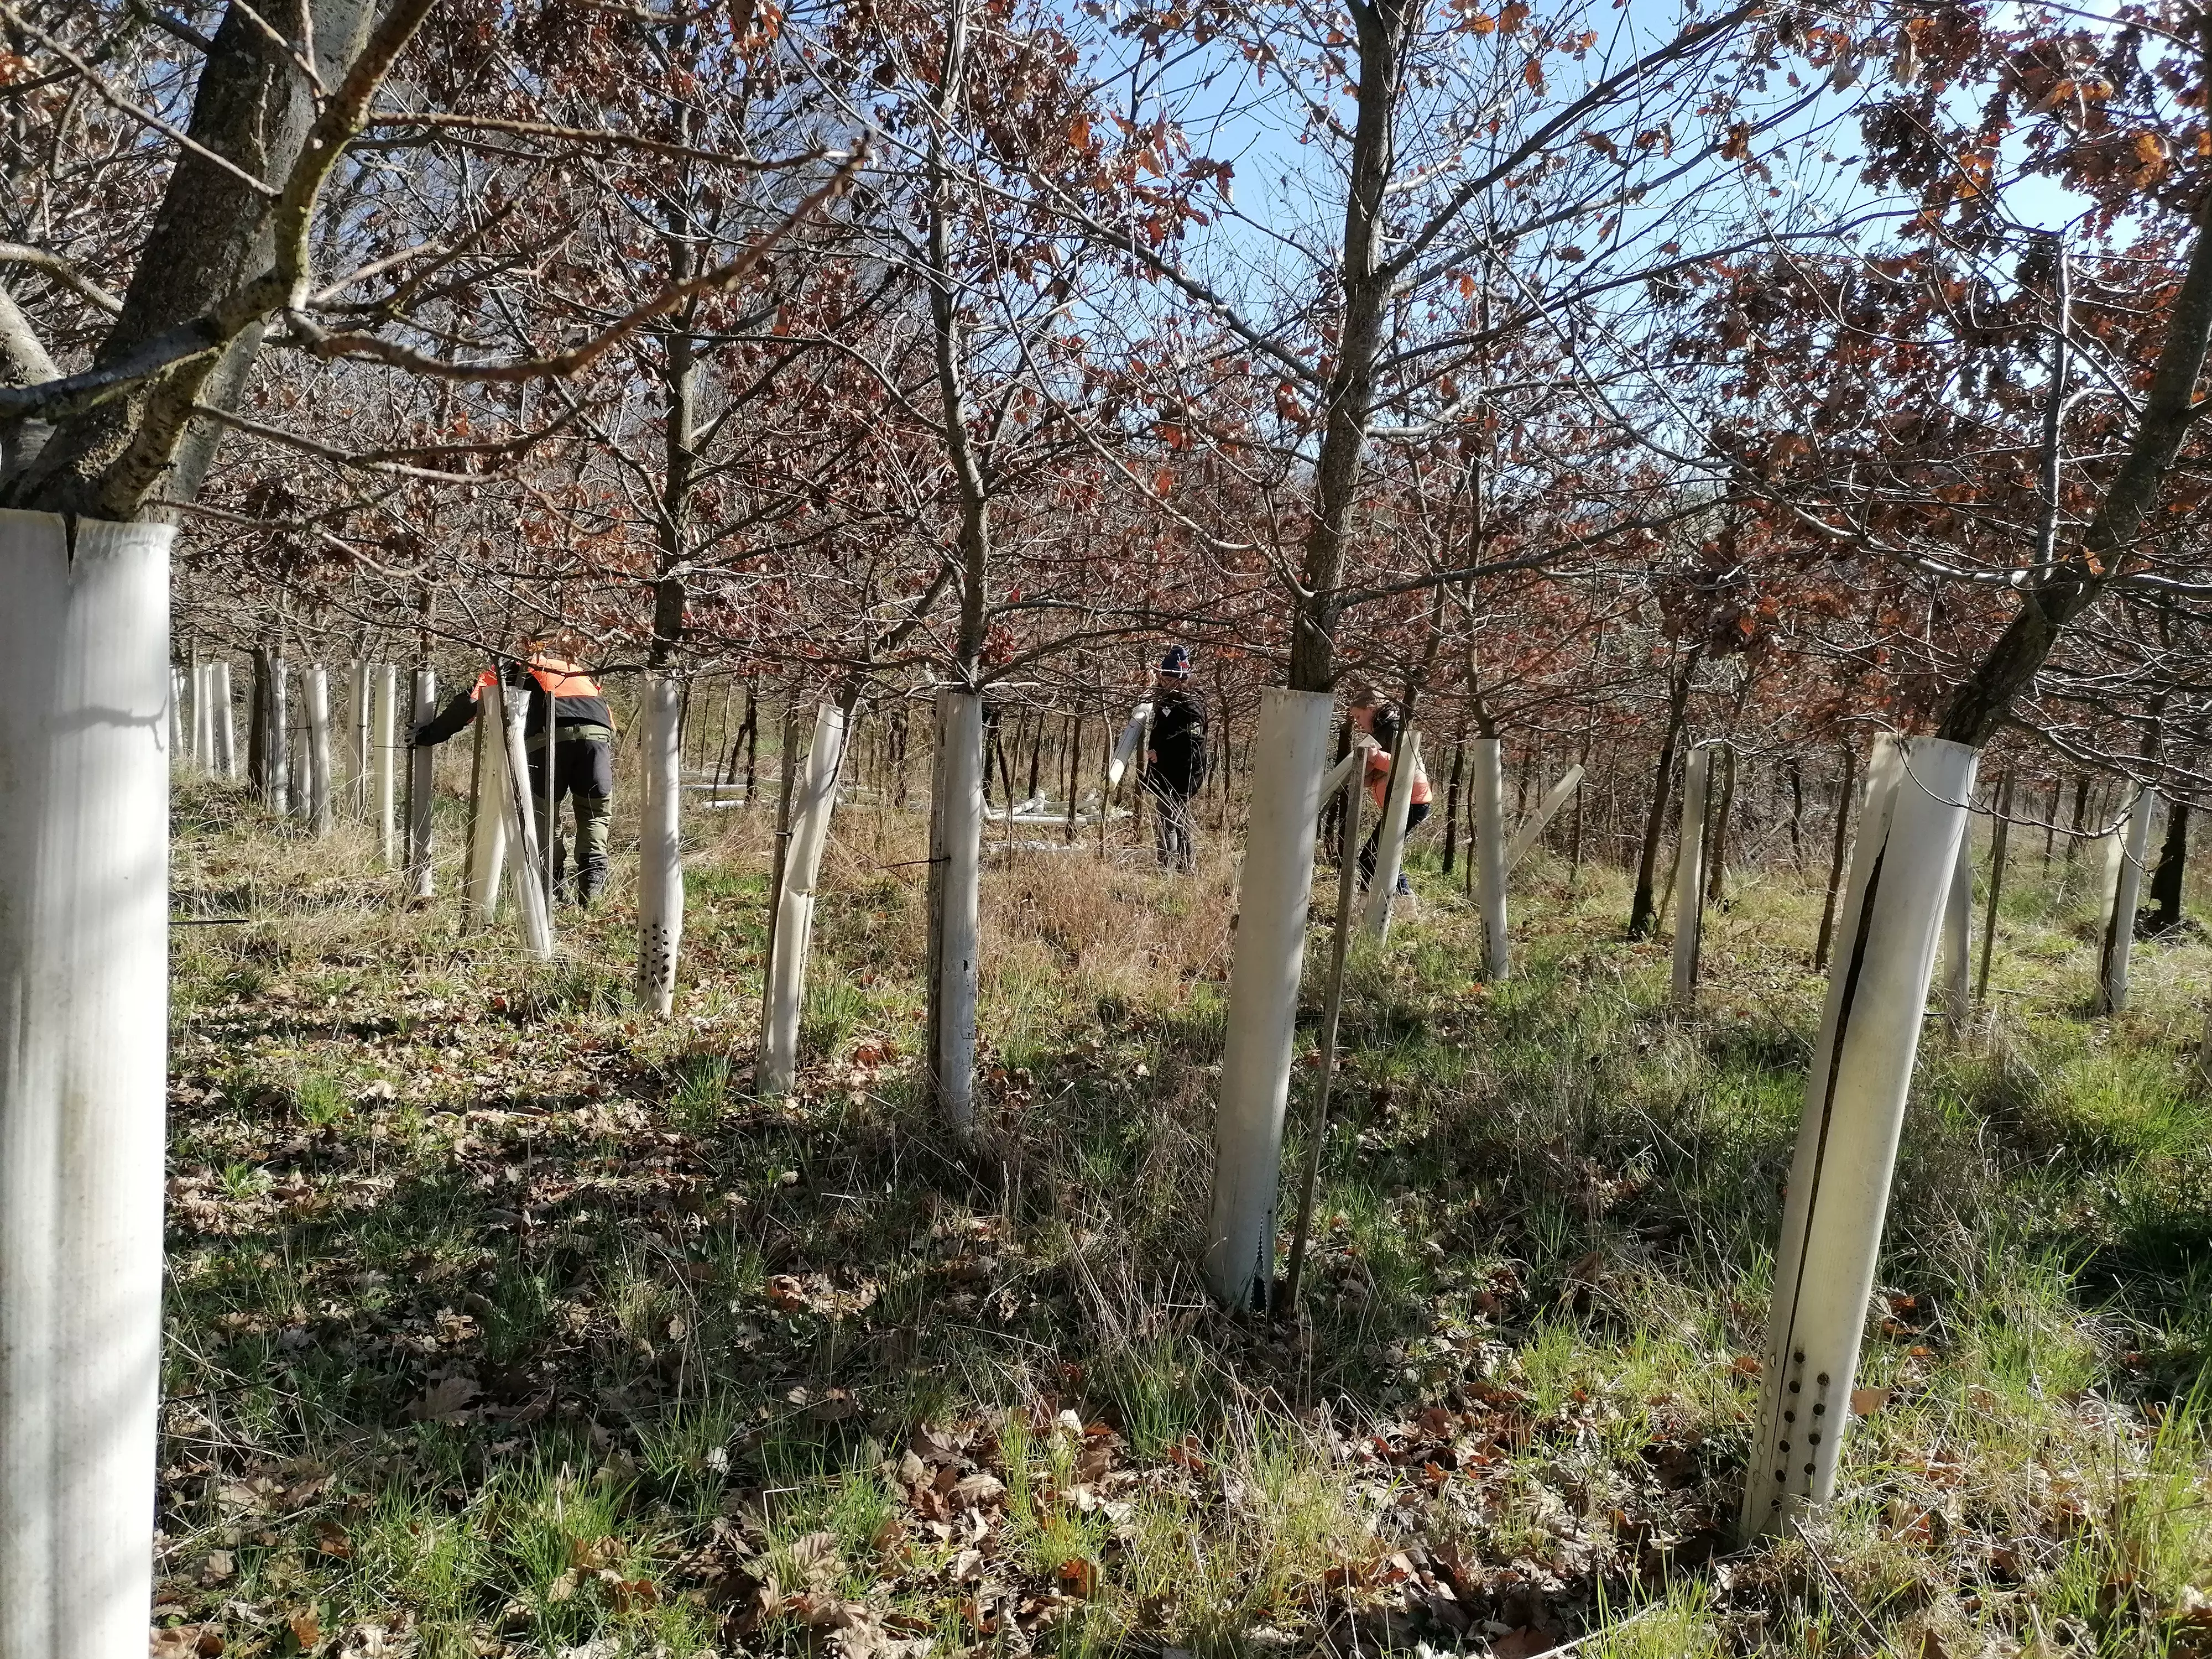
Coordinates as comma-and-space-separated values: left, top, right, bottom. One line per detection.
1473, 735, 1508, 979
1441, 729, 1464, 878
1704, 742, 1735, 905
1203, 687, 1334, 1313
463, 696, 507, 926
405, 667, 436, 899
636, 674, 685, 1016
0, 514, 172, 1659
1359, 729, 1420, 940
372, 664, 398, 866
1671, 745, 1711, 1009
2098, 788, 2159, 1015
1741, 736, 1978, 1539
925, 690, 984, 1131
1813, 743, 1858, 971
304, 665, 332, 835
759, 703, 849, 1090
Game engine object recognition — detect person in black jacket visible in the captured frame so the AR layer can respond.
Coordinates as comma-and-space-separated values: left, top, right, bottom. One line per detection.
413, 645, 617, 905
1142, 645, 1208, 872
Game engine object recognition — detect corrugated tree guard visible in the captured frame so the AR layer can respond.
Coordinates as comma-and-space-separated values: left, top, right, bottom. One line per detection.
1740, 735, 1978, 1537
463, 688, 507, 926
491, 680, 554, 959
372, 664, 398, 866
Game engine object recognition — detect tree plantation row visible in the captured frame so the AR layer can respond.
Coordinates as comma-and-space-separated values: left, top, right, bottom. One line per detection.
11, 0, 2212, 1652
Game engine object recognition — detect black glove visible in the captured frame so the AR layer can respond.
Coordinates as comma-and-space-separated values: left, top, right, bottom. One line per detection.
411, 723, 436, 748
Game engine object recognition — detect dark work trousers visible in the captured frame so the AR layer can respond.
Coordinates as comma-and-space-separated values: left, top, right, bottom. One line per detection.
1360, 799, 1431, 892
1145, 776, 1198, 872
527, 736, 614, 902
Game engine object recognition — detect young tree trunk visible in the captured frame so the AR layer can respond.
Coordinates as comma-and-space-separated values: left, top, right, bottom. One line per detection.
0, 515, 172, 1659
1741, 735, 1978, 1539
1813, 742, 1858, 971
249, 644, 272, 797
1629, 649, 1698, 937
1940, 822, 1973, 1031
636, 675, 685, 1017
304, 665, 332, 836
2098, 788, 2160, 1015
925, 690, 984, 1131
1976, 770, 2012, 1004
1360, 729, 1421, 940
213, 660, 237, 779
758, 702, 850, 1092
1473, 735, 1509, 980
1063, 713, 1082, 843
1788, 757, 1805, 868
405, 667, 436, 899
2148, 793, 2189, 933
2065, 773, 2090, 867
1203, 687, 1335, 1313
1441, 728, 1465, 878
1671, 745, 1712, 1009
1704, 742, 1736, 906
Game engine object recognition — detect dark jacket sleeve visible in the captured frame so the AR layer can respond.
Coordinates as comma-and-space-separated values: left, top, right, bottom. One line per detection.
413, 686, 481, 747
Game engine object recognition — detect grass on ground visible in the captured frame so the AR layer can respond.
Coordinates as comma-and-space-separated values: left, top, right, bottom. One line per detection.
155, 771, 2212, 1658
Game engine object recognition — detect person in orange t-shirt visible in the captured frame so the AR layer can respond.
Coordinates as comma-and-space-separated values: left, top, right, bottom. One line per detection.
1348, 693, 1431, 894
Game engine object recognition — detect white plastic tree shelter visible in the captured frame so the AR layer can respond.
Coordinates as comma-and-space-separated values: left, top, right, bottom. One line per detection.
1504, 765, 1587, 872
288, 669, 311, 822
1359, 729, 1422, 941
1939, 826, 1973, 1029
1203, 686, 1335, 1313
265, 657, 289, 815
1740, 735, 1978, 1538
190, 658, 211, 768
1104, 701, 1151, 787
2098, 787, 2160, 1015
0, 512, 173, 1659
405, 667, 436, 899
1472, 735, 1509, 979
491, 680, 555, 958
1671, 744, 1713, 1008
926, 690, 984, 1130
212, 659, 237, 778
636, 674, 686, 1017
304, 666, 332, 834
169, 666, 186, 760
759, 703, 850, 1089
372, 664, 398, 865
462, 692, 508, 926
347, 660, 370, 814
